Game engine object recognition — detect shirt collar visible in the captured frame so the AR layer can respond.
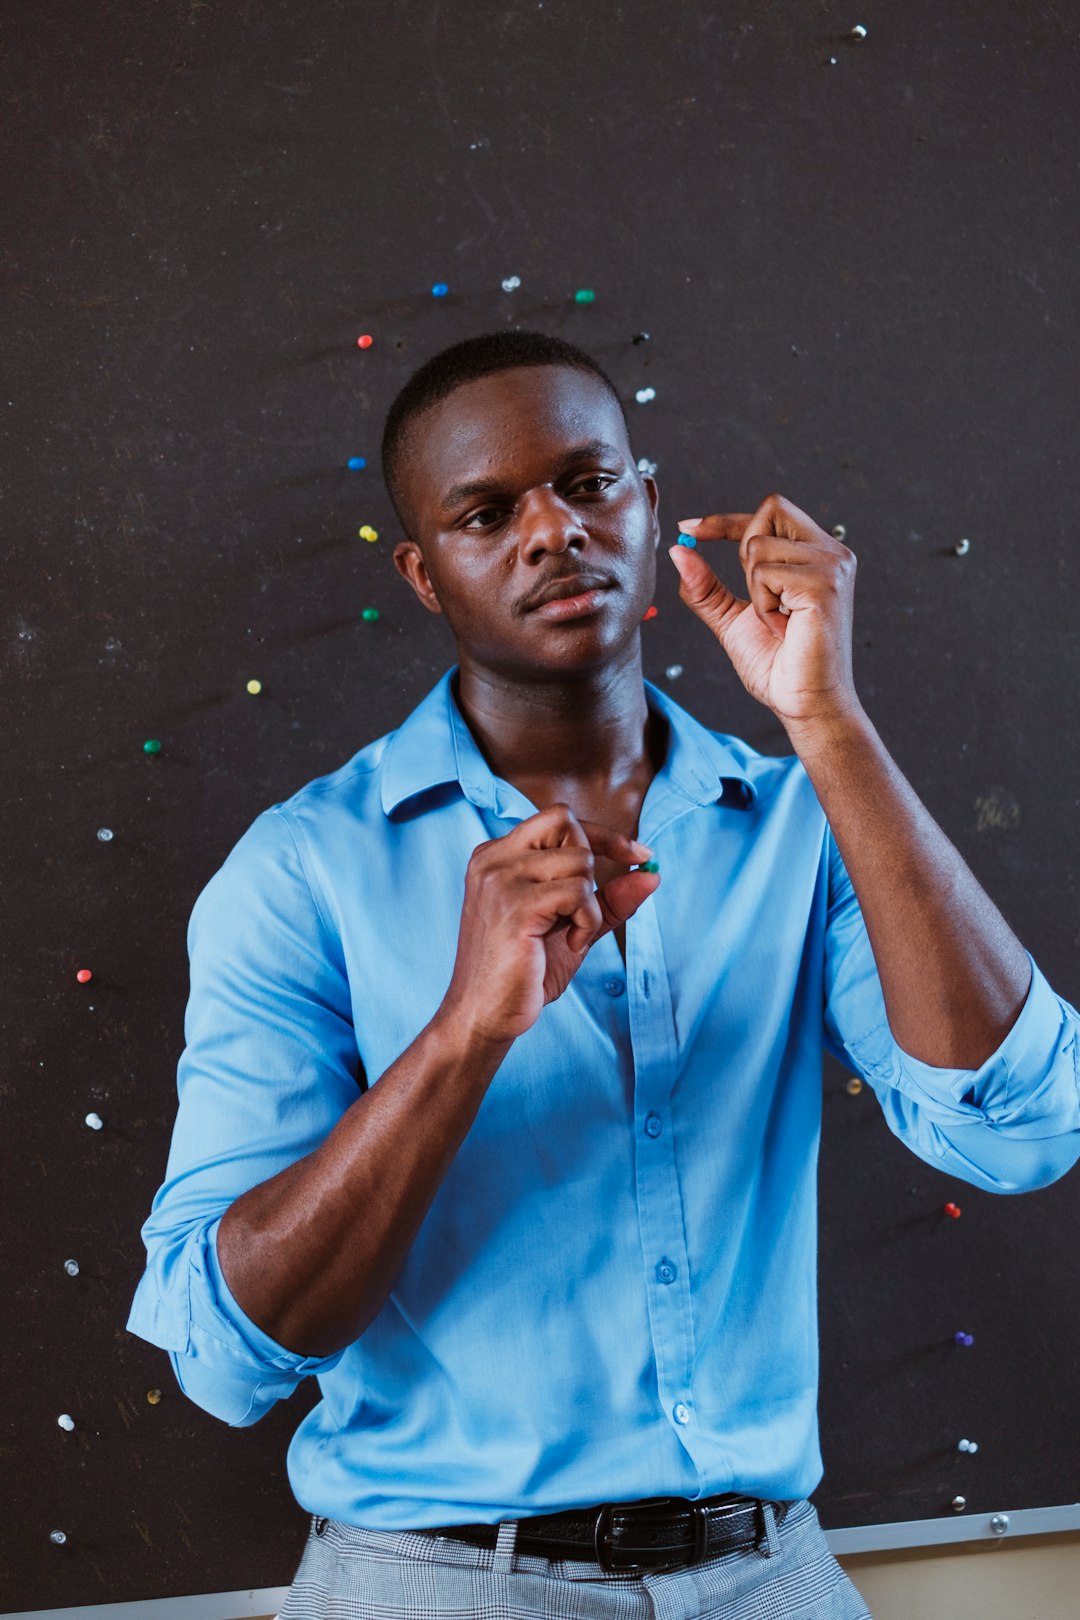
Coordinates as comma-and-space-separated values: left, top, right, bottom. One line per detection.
380, 667, 757, 819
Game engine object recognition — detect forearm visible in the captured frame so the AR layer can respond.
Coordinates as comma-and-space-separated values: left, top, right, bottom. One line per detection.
216, 1010, 513, 1358
787, 705, 1032, 1069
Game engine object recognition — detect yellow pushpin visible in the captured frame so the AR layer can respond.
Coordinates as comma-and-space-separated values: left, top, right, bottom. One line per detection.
358, 524, 379, 542
246, 679, 263, 695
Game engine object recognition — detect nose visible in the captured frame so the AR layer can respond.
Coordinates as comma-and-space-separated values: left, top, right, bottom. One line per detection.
517, 487, 588, 563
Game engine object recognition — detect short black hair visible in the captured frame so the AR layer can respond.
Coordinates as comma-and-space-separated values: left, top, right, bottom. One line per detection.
380, 329, 629, 539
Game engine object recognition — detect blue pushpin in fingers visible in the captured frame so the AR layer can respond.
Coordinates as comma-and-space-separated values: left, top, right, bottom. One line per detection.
676, 533, 697, 548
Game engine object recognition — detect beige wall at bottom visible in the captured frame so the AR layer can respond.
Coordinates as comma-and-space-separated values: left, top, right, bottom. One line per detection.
837, 1531, 1080, 1620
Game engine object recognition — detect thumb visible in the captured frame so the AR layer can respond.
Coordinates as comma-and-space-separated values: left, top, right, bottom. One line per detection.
667, 544, 746, 644
594, 869, 661, 937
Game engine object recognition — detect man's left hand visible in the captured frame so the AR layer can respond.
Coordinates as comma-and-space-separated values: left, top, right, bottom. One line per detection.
667, 493, 862, 731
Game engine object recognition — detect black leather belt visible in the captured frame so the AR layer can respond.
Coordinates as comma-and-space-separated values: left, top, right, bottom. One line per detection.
414, 1493, 787, 1572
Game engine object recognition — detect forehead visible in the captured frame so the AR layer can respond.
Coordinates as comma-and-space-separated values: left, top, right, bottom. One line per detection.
404, 365, 629, 522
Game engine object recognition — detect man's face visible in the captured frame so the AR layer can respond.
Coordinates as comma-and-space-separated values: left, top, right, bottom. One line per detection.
392, 365, 661, 680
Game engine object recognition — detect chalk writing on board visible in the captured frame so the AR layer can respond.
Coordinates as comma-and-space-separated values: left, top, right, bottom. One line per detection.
974, 788, 1021, 834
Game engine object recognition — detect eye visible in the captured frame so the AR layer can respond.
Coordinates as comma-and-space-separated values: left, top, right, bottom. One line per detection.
461, 505, 506, 530
572, 474, 616, 495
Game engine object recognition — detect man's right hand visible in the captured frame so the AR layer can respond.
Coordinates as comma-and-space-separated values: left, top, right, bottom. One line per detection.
439, 804, 661, 1047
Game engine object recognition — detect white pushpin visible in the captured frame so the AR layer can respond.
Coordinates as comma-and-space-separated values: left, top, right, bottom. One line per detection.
501, 275, 521, 291
635, 387, 656, 403
50, 1530, 68, 1546
637, 457, 658, 475
85, 1112, 104, 1130
958, 1438, 979, 1453
97, 828, 113, 842
665, 664, 684, 680
63, 1259, 80, 1277
850, 23, 868, 39
57, 1414, 75, 1431
954, 537, 971, 555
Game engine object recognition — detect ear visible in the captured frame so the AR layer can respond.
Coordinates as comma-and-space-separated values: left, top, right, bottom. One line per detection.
642, 474, 661, 548
393, 540, 444, 616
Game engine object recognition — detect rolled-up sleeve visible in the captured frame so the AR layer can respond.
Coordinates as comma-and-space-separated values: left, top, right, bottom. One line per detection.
821, 825, 1080, 1192
127, 808, 360, 1423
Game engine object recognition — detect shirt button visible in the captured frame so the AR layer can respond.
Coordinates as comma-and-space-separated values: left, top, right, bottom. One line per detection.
656, 1259, 677, 1284
644, 1113, 662, 1138
673, 1403, 691, 1425
604, 977, 625, 997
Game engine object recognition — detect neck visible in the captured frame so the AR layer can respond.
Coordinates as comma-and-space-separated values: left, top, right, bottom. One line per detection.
454, 641, 659, 794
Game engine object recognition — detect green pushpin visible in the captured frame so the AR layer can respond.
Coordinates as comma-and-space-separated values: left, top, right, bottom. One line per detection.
361, 607, 380, 622
574, 288, 596, 304
639, 860, 659, 874
143, 739, 162, 755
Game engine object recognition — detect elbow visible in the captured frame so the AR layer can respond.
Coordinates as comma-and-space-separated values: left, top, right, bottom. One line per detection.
168, 1349, 288, 1428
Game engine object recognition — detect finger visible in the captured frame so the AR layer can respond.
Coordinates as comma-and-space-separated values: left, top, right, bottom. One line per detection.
511, 846, 599, 886
679, 493, 827, 548
575, 818, 653, 865
667, 543, 748, 643
512, 804, 650, 863
675, 513, 755, 543
592, 869, 662, 938
532, 878, 604, 955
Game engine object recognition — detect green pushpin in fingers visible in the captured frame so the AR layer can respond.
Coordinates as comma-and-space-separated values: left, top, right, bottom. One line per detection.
638, 860, 659, 874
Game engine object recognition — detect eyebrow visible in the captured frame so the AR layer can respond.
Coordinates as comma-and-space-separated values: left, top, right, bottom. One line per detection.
438, 439, 624, 516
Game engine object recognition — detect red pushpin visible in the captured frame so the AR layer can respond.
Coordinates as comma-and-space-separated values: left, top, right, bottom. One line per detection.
643, 605, 659, 621
944, 1201, 962, 1219
76, 969, 92, 984
356, 334, 373, 349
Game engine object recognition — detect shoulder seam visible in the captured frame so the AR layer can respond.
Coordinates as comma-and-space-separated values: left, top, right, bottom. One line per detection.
268, 808, 339, 952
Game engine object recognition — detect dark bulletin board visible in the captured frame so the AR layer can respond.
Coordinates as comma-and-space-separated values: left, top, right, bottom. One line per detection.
4, 1, 1078, 1609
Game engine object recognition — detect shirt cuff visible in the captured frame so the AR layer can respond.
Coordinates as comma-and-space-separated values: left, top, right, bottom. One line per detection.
193, 1216, 347, 1377
889, 951, 1080, 1127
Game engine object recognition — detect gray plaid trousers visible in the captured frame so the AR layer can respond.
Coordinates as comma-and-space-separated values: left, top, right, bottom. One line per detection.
276, 1498, 873, 1619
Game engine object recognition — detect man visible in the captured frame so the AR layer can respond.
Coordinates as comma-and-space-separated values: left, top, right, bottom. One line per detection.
128, 330, 1080, 1619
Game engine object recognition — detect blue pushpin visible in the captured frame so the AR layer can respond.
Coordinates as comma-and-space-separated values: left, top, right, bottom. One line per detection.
347, 456, 367, 470
432, 283, 449, 298
676, 534, 697, 548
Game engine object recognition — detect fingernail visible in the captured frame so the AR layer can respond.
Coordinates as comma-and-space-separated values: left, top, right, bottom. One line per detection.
630, 840, 653, 857
677, 518, 702, 530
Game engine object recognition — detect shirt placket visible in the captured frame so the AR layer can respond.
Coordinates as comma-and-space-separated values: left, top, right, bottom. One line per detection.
626, 802, 702, 1463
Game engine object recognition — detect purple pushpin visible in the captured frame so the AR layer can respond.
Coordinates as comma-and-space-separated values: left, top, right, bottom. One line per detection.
954, 1331, 974, 1347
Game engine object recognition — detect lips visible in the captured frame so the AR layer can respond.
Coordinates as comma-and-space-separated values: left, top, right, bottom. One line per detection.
526, 573, 614, 611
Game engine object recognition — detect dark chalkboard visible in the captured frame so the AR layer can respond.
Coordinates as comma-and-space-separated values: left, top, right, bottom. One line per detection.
4, 0, 1078, 1608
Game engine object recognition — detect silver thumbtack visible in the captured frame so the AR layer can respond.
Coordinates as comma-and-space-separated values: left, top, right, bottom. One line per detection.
951, 1496, 967, 1512
97, 828, 114, 842
954, 537, 970, 555
990, 1514, 1009, 1536
50, 1530, 68, 1546
831, 524, 847, 540
851, 24, 868, 39
63, 1259, 80, 1276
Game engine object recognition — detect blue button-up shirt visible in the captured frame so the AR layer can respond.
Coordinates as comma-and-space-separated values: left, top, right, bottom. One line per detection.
127, 669, 1080, 1529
